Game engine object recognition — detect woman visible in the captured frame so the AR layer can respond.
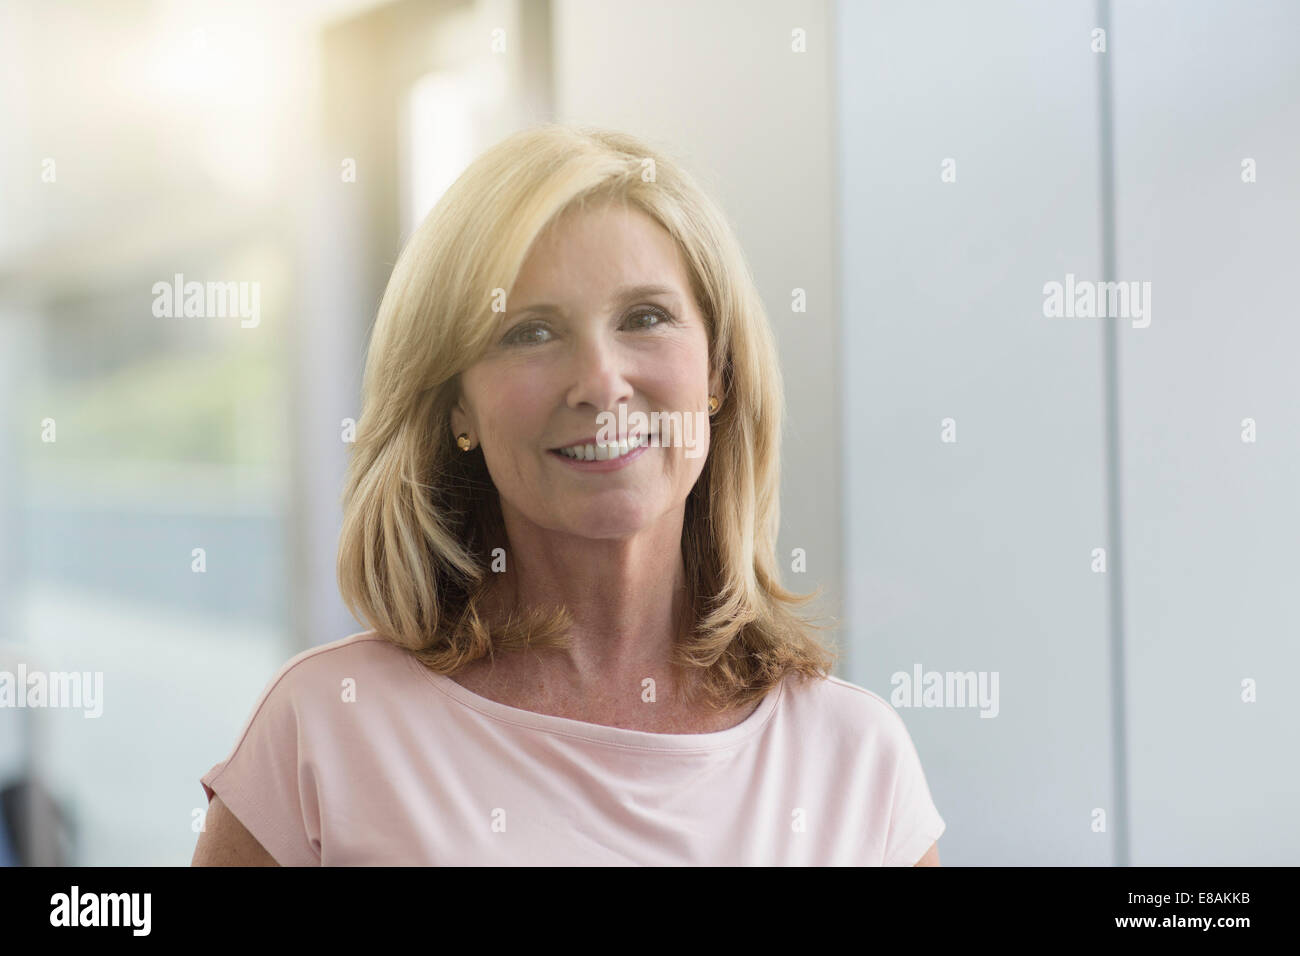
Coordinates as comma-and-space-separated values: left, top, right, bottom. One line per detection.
192, 124, 945, 866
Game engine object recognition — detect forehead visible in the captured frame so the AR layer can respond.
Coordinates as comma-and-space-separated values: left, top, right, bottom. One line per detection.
511, 201, 690, 297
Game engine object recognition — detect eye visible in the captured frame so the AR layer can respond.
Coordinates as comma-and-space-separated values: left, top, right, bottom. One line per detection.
502, 306, 675, 346
502, 322, 552, 346
625, 306, 674, 330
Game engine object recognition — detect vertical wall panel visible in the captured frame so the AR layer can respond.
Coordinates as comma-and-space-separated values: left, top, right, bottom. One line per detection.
838, 0, 1114, 864
1110, 0, 1300, 865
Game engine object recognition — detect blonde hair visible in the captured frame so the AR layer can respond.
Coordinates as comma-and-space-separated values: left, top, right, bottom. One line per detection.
337, 123, 837, 711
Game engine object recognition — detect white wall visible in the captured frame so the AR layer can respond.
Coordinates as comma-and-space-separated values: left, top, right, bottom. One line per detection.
839, 0, 1300, 866
1111, 0, 1300, 865
838, 0, 1113, 866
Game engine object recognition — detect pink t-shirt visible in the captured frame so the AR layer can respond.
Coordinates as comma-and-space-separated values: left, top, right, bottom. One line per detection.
200, 631, 945, 865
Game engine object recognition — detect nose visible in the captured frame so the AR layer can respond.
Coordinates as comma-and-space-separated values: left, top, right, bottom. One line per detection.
564, 329, 633, 413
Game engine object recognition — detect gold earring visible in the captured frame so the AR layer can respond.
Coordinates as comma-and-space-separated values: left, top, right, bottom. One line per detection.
456, 433, 472, 451
708, 395, 719, 413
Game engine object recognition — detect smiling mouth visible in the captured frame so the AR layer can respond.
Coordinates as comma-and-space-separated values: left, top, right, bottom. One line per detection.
549, 433, 651, 462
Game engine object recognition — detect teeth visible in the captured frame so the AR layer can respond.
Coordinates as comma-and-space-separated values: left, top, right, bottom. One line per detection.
557, 434, 646, 461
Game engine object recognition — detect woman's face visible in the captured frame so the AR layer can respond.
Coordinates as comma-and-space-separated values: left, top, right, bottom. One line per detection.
453, 200, 718, 541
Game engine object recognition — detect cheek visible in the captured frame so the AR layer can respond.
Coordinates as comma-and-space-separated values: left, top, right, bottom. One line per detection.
660, 366, 699, 401
472, 364, 553, 444
651, 333, 710, 402
670, 329, 712, 395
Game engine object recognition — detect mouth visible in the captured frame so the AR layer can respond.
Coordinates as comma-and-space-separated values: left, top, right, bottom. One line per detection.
549, 432, 652, 462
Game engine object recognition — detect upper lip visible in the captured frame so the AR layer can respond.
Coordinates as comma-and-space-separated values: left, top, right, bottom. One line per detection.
550, 432, 649, 451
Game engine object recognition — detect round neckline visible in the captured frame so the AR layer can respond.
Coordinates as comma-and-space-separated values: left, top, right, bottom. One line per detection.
405, 652, 784, 752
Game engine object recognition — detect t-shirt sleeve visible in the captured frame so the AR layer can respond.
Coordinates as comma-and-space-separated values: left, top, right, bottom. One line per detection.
880, 710, 946, 867
199, 660, 322, 866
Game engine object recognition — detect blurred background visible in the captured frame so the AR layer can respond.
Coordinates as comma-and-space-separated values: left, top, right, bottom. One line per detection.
1, 0, 1296, 865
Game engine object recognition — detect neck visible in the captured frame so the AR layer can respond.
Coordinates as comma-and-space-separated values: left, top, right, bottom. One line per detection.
490, 501, 691, 699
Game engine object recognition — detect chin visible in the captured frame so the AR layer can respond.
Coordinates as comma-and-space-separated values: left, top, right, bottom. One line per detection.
555, 501, 658, 540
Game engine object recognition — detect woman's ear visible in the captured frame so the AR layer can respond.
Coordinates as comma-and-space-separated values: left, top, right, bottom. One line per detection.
450, 395, 471, 441
708, 370, 723, 406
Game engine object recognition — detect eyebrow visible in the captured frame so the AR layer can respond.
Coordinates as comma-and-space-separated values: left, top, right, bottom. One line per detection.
506, 284, 682, 318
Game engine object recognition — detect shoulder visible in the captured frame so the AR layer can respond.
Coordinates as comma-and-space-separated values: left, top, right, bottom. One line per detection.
212, 630, 418, 777
783, 673, 945, 864
252, 630, 413, 710
780, 672, 926, 761
782, 671, 912, 728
